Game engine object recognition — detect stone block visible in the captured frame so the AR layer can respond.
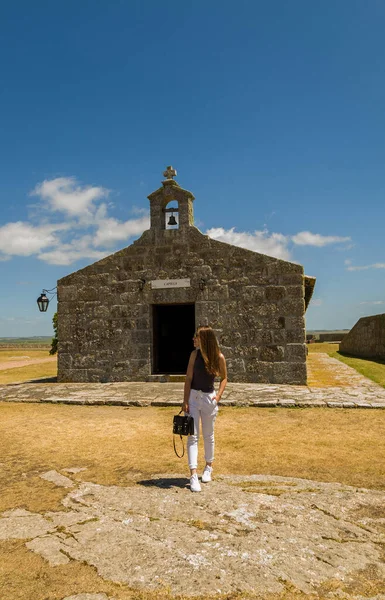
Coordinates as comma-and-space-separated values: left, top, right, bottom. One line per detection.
57, 285, 78, 301
282, 298, 305, 317
272, 362, 307, 385
272, 329, 287, 344
286, 329, 305, 343
244, 360, 273, 382
196, 301, 219, 321
58, 301, 72, 315
265, 286, 286, 302
260, 346, 285, 362
221, 332, 242, 346
58, 354, 72, 369
94, 305, 111, 319
78, 287, 99, 302
60, 369, 89, 383
226, 358, 246, 373
285, 316, 305, 330
110, 305, 130, 318
132, 330, 151, 344
285, 344, 307, 362
268, 262, 302, 275
277, 273, 304, 285
129, 344, 150, 360
248, 330, 272, 345
242, 286, 265, 302
286, 285, 304, 299
206, 285, 229, 301
136, 317, 150, 329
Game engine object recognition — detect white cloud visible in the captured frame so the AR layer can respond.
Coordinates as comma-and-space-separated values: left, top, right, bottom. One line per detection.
0, 176, 150, 265
291, 231, 351, 247
31, 177, 109, 218
347, 263, 385, 271
37, 234, 109, 265
359, 300, 384, 305
93, 215, 150, 247
38, 247, 108, 266
0, 221, 66, 257
206, 227, 291, 260
205, 227, 352, 261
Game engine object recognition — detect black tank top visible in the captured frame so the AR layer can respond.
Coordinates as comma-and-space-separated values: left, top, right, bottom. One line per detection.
191, 350, 215, 393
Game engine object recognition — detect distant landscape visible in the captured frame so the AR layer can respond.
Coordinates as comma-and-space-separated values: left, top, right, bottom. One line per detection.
0, 337, 52, 347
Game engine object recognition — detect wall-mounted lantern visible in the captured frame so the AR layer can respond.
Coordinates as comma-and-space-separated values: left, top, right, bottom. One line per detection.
199, 278, 206, 291
138, 278, 146, 291
36, 287, 57, 312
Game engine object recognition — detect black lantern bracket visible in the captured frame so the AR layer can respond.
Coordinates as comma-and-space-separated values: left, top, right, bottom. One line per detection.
37, 287, 57, 312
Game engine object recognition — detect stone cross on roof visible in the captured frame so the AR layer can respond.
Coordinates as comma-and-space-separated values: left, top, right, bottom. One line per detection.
163, 165, 177, 180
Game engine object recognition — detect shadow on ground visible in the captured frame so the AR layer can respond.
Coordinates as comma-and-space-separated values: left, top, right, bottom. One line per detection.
137, 476, 189, 489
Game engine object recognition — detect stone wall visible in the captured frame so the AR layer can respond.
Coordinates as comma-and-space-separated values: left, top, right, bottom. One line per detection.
57, 226, 307, 384
339, 314, 385, 359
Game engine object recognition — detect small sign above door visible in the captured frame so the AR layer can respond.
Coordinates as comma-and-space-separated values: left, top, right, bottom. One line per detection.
151, 278, 191, 289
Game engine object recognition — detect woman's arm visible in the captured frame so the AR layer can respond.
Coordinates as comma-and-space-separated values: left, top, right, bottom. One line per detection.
215, 353, 228, 404
182, 350, 197, 413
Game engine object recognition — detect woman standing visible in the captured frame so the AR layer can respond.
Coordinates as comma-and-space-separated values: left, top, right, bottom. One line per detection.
182, 326, 227, 492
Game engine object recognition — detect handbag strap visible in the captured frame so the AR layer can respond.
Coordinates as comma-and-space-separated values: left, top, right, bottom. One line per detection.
173, 409, 187, 458
173, 433, 185, 458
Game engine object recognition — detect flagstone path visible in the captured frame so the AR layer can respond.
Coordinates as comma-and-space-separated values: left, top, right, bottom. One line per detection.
0, 354, 385, 408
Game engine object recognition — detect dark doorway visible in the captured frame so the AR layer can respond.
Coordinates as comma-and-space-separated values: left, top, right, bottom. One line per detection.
152, 304, 195, 374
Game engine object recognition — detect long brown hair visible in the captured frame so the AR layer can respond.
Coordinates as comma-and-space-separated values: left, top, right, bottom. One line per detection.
197, 326, 221, 376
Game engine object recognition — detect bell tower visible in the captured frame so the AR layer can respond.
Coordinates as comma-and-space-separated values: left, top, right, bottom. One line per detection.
148, 166, 195, 232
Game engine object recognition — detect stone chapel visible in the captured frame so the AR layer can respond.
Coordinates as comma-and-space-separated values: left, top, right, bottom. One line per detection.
57, 167, 315, 384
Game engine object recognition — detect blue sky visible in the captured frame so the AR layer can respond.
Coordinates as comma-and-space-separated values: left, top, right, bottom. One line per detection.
1, 0, 385, 336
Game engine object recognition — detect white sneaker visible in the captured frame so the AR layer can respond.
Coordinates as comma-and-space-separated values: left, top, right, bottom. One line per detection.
202, 465, 213, 483
190, 474, 201, 492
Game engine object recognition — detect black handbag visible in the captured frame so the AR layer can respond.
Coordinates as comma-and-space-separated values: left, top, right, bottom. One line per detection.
173, 410, 194, 458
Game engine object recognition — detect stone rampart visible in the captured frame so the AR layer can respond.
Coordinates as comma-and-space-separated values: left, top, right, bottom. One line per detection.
339, 313, 385, 359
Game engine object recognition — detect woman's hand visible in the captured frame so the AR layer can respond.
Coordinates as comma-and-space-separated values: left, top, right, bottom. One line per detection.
182, 401, 189, 413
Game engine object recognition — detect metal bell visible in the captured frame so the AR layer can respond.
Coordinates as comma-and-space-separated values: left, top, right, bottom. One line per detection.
167, 214, 177, 226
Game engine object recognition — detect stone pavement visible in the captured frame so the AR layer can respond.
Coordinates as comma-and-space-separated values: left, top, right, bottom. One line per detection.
2, 471, 385, 598
1, 354, 385, 408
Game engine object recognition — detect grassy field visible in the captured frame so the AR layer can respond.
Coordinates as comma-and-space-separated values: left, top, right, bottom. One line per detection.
0, 348, 57, 384
0, 336, 51, 347
308, 342, 385, 389
1, 345, 385, 599
1, 402, 385, 600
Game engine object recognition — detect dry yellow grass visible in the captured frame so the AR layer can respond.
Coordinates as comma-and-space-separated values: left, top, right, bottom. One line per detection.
0, 348, 57, 384
0, 348, 51, 362
0, 360, 57, 384
1, 402, 384, 516
1, 344, 385, 599
306, 343, 340, 354
1, 398, 385, 598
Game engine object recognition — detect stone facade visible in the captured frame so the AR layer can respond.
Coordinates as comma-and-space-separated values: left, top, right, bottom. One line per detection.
340, 313, 385, 359
57, 169, 314, 384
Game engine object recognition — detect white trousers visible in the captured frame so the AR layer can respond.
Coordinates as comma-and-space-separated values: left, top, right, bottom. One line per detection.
187, 389, 219, 470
